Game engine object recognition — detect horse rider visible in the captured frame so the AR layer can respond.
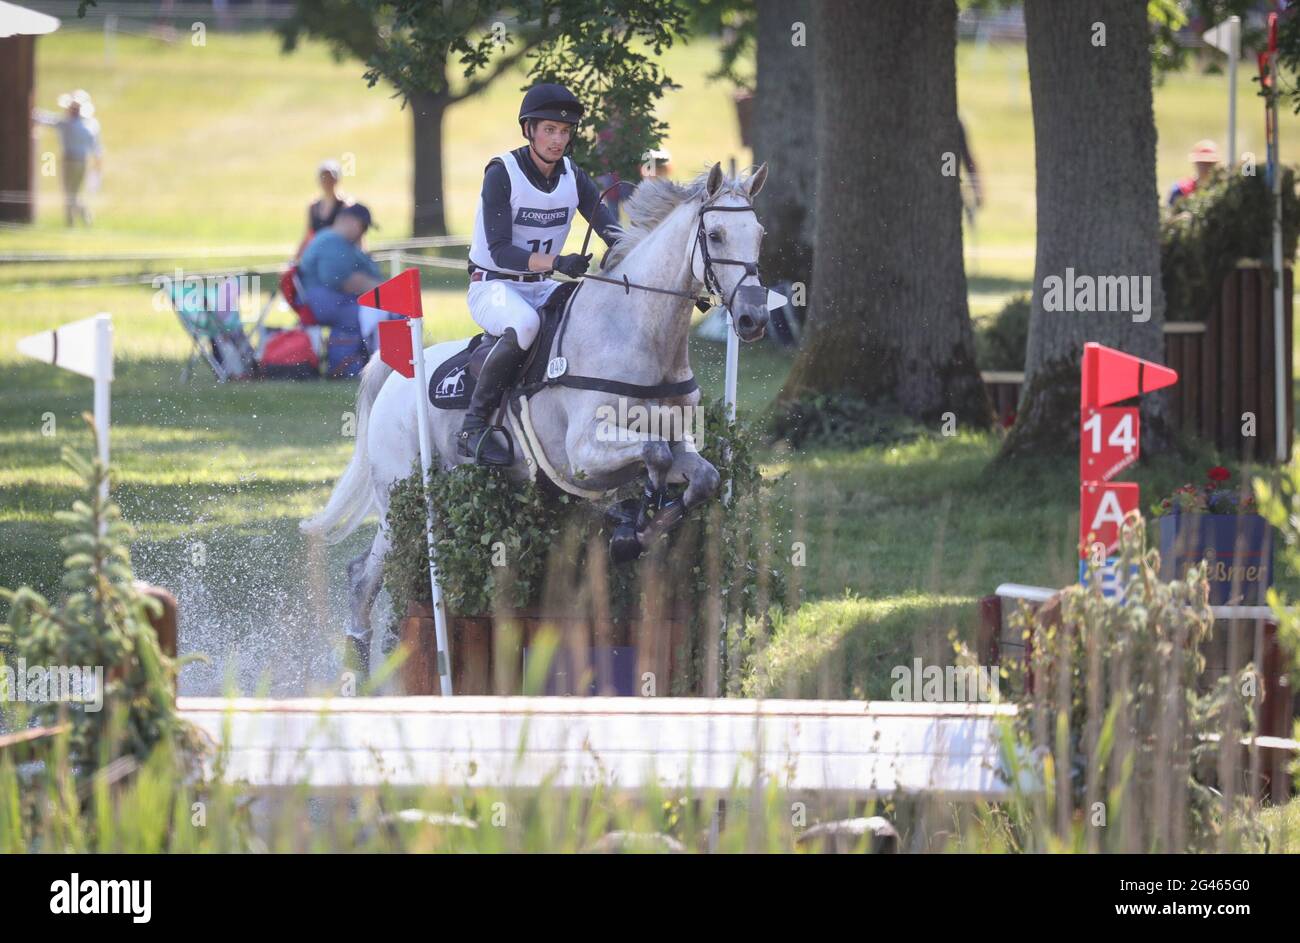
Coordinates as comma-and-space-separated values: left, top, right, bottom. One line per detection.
460, 82, 624, 465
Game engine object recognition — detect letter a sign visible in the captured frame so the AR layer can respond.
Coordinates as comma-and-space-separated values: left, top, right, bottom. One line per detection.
1080, 482, 1139, 557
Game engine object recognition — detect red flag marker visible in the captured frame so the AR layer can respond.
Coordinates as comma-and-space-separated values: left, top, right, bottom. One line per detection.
378, 319, 414, 378
1080, 342, 1177, 409
359, 268, 423, 319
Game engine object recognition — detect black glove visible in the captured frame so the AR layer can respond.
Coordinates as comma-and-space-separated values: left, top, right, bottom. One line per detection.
553, 253, 592, 278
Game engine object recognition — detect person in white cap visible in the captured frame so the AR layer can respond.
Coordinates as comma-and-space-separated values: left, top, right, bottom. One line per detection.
1168, 139, 1221, 208
297, 159, 352, 259
33, 90, 103, 225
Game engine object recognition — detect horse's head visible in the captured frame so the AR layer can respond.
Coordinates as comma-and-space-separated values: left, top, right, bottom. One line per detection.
691, 161, 770, 343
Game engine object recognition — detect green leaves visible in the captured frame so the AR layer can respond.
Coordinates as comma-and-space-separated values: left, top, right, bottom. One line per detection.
1010, 515, 1256, 851
383, 402, 786, 694
1161, 167, 1300, 322
284, 0, 689, 183
0, 424, 199, 776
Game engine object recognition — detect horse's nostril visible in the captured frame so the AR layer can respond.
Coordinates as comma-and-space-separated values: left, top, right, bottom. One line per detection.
737, 314, 755, 332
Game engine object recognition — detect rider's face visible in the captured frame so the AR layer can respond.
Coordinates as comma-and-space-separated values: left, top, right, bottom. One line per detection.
531, 120, 573, 161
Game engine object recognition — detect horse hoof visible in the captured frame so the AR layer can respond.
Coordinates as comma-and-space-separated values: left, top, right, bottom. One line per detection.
604, 497, 639, 528
609, 525, 643, 563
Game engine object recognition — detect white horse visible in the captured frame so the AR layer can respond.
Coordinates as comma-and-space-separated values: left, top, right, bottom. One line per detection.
299, 162, 770, 669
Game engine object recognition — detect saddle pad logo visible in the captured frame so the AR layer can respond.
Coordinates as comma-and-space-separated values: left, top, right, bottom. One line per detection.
436, 365, 467, 398
514, 206, 569, 228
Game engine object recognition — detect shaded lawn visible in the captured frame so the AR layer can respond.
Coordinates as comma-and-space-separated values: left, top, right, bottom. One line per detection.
1, 341, 1292, 698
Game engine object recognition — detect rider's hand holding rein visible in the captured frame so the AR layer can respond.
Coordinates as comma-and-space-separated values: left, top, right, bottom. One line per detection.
552, 253, 592, 278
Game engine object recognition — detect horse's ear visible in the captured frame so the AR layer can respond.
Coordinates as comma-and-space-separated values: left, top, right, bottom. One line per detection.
705, 162, 723, 199
745, 162, 768, 199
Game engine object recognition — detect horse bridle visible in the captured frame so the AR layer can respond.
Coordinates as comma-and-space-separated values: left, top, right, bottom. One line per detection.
576, 185, 763, 308
691, 199, 763, 311
528, 189, 764, 406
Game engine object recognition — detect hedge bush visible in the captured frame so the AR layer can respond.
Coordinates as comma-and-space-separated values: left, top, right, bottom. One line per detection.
383, 399, 786, 693
1161, 166, 1299, 322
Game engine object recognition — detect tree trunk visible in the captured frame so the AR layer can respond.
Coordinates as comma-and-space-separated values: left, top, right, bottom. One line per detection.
752, 0, 815, 286
412, 88, 450, 237
1000, 0, 1168, 460
778, 0, 988, 426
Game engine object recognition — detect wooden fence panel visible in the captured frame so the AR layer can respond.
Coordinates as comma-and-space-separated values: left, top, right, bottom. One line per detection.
978, 264, 1291, 462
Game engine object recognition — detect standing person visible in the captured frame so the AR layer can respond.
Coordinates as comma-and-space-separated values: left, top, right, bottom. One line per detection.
33, 90, 103, 226
641, 148, 673, 182
957, 119, 982, 226
297, 203, 392, 354
459, 83, 624, 465
297, 159, 351, 259
1168, 140, 1221, 208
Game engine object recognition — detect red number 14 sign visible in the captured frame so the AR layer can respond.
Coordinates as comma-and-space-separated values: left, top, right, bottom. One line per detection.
1080, 407, 1139, 482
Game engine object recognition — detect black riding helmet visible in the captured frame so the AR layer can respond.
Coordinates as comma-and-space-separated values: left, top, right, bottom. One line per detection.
519, 83, 583, 163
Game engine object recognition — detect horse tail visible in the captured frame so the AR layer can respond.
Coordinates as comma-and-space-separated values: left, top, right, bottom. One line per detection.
299, 355, 394, 544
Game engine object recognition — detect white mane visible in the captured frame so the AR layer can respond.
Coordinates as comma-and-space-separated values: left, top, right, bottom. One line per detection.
601, 169, 752, 271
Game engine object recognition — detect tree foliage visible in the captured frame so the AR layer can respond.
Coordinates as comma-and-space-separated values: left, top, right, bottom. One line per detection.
279, 0, 689, 182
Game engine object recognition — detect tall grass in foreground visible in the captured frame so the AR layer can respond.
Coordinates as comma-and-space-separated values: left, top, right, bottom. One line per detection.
3, 435, 1296, 853
982, 513, 1291, 853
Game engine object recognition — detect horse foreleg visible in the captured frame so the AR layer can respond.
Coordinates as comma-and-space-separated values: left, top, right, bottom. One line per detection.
669, 441, 722, 510
635, 443, 721, 547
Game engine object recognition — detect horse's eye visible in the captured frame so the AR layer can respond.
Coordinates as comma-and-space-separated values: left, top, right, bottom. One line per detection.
708, 230, 722, 242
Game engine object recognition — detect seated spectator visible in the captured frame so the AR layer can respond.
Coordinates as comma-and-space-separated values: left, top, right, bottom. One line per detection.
297, 204, 392, 353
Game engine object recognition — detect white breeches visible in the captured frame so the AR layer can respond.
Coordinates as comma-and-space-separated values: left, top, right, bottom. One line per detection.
466, 278, 561, 350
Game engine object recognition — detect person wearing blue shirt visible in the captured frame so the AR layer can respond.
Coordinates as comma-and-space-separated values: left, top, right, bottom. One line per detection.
298, 203, 389, 352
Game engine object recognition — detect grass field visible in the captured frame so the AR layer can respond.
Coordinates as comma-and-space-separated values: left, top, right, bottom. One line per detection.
3, 28, 1299, 701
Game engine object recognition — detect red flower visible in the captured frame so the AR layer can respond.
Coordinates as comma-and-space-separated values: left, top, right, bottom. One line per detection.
1207, 466, 1231, 482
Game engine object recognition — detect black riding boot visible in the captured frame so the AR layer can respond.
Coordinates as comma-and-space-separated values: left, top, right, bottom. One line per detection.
457, 329, 527, 465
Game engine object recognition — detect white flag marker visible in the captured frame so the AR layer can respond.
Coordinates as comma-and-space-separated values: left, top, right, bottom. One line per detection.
1202, 16, 1241, 165
17, 313, 114, 516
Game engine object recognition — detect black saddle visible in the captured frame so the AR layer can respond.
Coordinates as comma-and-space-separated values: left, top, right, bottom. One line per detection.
428, 281, 582, 411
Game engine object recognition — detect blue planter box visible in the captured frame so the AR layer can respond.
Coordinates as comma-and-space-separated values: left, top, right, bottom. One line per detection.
1158, 513, 1274, 606
522, 646, 639, 696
